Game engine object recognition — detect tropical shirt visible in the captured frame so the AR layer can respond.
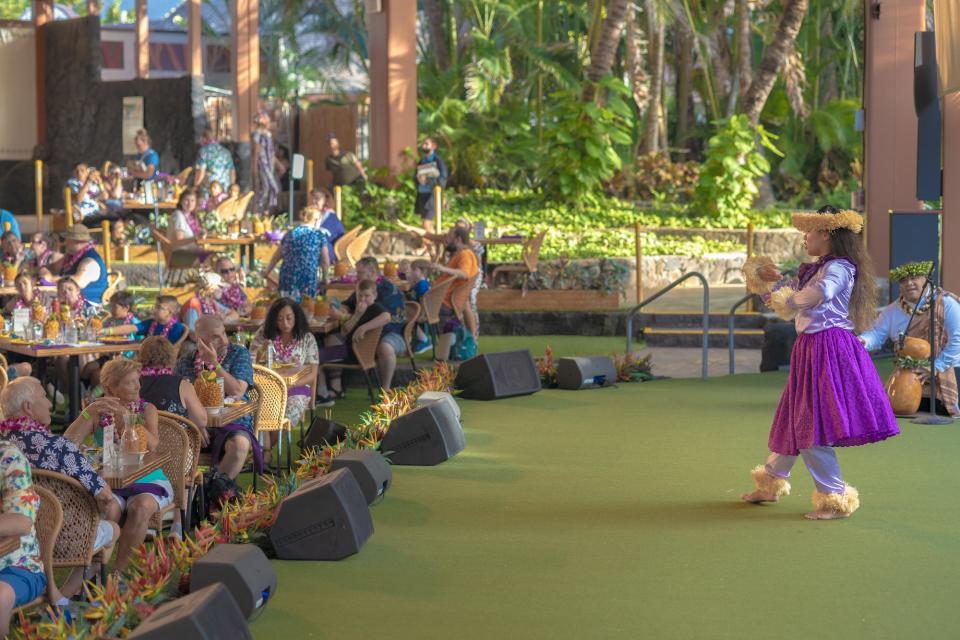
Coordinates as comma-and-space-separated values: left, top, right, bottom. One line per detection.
2, 418, 107, 498
175, 343, 254, 430
0, 443, 43, 574
195, 142, 236, 194
67, 177, 103, 219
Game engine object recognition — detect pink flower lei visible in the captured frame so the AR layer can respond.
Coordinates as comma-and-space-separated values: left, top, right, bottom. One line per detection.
106, 312, 135, 328
147, 316, 177, 338
98, 400, 145, 432
221, 283, 247, 311
0, 416, 50, 434
61, 242, 95, 273
141, 366, 173, 377
200, 297, 219, 315
272, 334, 298, 361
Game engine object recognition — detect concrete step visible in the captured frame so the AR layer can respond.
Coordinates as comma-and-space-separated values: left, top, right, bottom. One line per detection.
643, 327, 765, 349
636, 311, 767, 330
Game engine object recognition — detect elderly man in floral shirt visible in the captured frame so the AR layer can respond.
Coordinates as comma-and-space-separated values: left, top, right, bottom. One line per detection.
0, 377, 121, 602
193, 128, 236, 197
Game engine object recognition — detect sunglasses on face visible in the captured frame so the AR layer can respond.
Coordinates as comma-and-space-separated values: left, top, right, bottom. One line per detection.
220, 267, 236, 274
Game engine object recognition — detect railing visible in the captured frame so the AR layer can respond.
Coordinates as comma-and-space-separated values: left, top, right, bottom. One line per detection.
625, 272, 710, 381
727, 293, 754, 375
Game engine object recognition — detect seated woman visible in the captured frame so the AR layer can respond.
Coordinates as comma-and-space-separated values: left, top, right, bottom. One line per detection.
165, 188, 207, 268
64, 359, 172, 571
23, 232, 62, 280
315, 279, 390, 405
54, 277, 102, 393
261, 206, 327, 301
4, 272, 45, 315
66, 163, 107, 225
202, 181, 227, 212
250, 298, 319, 431
138, 336, 209, 539
180, 271, 238, 334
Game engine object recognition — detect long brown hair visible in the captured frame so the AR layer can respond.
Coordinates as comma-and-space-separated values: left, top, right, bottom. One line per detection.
821, 205, 877, 333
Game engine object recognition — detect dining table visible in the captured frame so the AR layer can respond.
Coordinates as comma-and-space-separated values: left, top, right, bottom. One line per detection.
100, 451, 171, 489
0, 338, 141, 423
206, 400, 258, 429
197, 235, 259, 271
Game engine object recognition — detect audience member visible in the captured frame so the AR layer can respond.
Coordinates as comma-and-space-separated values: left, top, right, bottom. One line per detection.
127, 129, 160, 181
180, 272, 238, 334
262, 206, 327, 301
53, 225, 109, 305
1, 232, 23, 271
193, 128, 236, 197
217, 257, 250, 315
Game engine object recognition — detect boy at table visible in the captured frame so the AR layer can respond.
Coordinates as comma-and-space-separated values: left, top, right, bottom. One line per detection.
101, 295, 186, 344
174, 315, 260, 480
0, 377, 121, 600
0, 441, 44, 636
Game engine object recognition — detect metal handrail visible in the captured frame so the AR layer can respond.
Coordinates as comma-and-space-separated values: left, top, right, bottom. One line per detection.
625, 272, 710, 380
728, 293, 755, 375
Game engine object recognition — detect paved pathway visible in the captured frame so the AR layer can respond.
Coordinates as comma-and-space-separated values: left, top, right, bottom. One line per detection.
637, 346, 763, 379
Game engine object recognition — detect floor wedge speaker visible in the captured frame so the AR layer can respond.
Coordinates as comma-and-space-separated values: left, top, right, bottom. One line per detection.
381, 401, 465, 466
455, 350, 541, 400
129, 583, 252, 639
301, 416, 348, 450
557, 356, 617, 390
416, 391, 461, 420
269, 467, 373, 560
189, 543, 277, 619
329, 450, 393, 504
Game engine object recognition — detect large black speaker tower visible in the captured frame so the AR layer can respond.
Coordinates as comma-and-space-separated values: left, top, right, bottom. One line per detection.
381, 400, 465, 466
129, 583, 252, 639
269, 467, 373, 560
455, 350, 541, 400
189, 544, 277, 619
915, 30, 942, 201
329, 450, 393, 503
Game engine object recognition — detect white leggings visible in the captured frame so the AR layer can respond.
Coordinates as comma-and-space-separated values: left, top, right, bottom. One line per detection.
764, 446, 845, 494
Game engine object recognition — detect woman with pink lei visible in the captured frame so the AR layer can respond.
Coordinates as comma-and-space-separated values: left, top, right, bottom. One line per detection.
740, 205, 899, 520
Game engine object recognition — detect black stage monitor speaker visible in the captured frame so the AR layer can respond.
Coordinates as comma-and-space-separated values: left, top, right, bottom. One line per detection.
189, 544, 277, 619
329, 450, 393, 504
915, 30, 942, 201
301, 416, 348, 450
381, 401, 465, 466
557, 356, 617, 390
269, 467, 373, 561
455, 350, 541, 400
129, 583, 252, 639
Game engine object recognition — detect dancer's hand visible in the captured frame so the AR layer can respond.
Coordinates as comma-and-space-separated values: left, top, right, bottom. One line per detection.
758, 264, 782, 282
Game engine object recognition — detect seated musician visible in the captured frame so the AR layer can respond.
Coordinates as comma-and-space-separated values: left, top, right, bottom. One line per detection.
860, 261, 960, 415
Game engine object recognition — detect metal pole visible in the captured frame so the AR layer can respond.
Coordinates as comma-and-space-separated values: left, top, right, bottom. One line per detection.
288, 171, 294, 226
434, 185, 443, 233
101, 220, 112, 273
635, 223, 644, 304
745, 223, 755, 311
701, 281, 710, 381
63, 186, 73, 224
306, 159, 314, 194
335, 185, 342, 219
35, 160, 43, 230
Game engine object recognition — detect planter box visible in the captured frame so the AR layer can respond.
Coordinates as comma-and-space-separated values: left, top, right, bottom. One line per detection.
478, 288, 624, 311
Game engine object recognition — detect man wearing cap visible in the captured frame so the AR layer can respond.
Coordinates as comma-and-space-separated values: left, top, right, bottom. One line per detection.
52, 225, 109, 305
860, 261, 960, 415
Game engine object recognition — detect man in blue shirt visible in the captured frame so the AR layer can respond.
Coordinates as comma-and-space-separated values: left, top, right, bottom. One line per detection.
413, 137, 447, 234
860, 260, 960, 415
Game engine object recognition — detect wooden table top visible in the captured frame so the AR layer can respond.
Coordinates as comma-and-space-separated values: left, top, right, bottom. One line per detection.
198, 236, 259, 246
122, 200, 178, 211
0, 339, 140, 359
0, 536, 19, 556
268, 363, 316, 387
100, 451, 170, 489
206, 401, 257, 428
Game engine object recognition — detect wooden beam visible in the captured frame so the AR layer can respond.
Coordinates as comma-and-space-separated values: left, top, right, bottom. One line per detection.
232, 0, 251, 143
247, 0, 259, 124
188, 0, 202, 76
136, 0, 149, 78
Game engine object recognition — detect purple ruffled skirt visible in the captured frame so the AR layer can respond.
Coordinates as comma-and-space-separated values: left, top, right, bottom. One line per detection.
769, 328, 900, 456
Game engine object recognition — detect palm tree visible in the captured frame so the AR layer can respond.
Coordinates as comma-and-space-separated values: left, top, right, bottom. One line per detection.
424, 0, 452, 72
583, 0, 632, 102
741, 0, 810, 123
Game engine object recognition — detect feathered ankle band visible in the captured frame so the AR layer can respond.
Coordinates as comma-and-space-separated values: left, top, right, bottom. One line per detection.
751, 465, 791, 499
811, 485, 860, 516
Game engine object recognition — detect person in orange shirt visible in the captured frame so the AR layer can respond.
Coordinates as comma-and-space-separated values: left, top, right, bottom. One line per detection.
431, 226, 479, 337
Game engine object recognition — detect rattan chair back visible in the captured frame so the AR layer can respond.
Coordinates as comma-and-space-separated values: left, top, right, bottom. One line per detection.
252, 365, 289, 434
334, 225, 363, 262
31, 469, 98, 568
421, 279, 453, 324
403, 301, 421, 346
32, 484, 62, 603
346, 226, 377, 266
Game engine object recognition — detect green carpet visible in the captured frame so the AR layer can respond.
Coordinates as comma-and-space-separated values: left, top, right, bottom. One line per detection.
251, 368, 958, 639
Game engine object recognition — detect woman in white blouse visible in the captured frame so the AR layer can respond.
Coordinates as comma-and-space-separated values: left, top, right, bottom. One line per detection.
166, 188, 206, 267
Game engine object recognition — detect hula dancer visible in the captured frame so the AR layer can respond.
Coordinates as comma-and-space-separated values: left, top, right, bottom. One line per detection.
740, 205, 899, 520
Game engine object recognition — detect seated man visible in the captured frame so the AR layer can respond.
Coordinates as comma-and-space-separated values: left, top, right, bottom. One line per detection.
0, 440, 44, 636
175, 315, 259, 479
328, 257, 406, 392
51, 225, 109, 306
217, 257, 251, 316
0, 378, 121, 601
860, 261, 960, 415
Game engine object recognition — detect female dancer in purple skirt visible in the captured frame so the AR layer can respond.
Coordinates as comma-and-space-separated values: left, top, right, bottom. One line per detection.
740, 205, 899, 519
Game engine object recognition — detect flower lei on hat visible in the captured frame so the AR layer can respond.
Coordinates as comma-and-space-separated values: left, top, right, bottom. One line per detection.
791, 209, 864, 234
889, 261, 933, 283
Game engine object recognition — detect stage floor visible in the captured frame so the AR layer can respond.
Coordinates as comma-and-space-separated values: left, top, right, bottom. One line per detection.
251, 364, 951, 639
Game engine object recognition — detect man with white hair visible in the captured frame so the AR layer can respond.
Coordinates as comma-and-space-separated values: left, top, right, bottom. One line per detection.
0, 377, 121, 601
175, 315, 258, 479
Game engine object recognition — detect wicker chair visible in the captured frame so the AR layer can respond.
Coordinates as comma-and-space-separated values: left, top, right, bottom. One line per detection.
0, 365, 8, 394
419, 279, 453, 359
322, 326, 383, 404
171, 329, 190, 358
150, 225, 201, 287
252, 365, 293, 473
196, 384, 264, 490
345, 226, 377, 266
402, 301, 422, 371
156, 411, 203, 531
333, 225, 363, 263
18, 484, 63, 610
450, 280, 473, 323
491, 230, 546, 286
148, 416, 194, 537
31, 469, 106, 583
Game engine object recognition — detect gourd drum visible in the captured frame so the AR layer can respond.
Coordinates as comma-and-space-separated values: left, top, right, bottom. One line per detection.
885, 368, 923, 416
